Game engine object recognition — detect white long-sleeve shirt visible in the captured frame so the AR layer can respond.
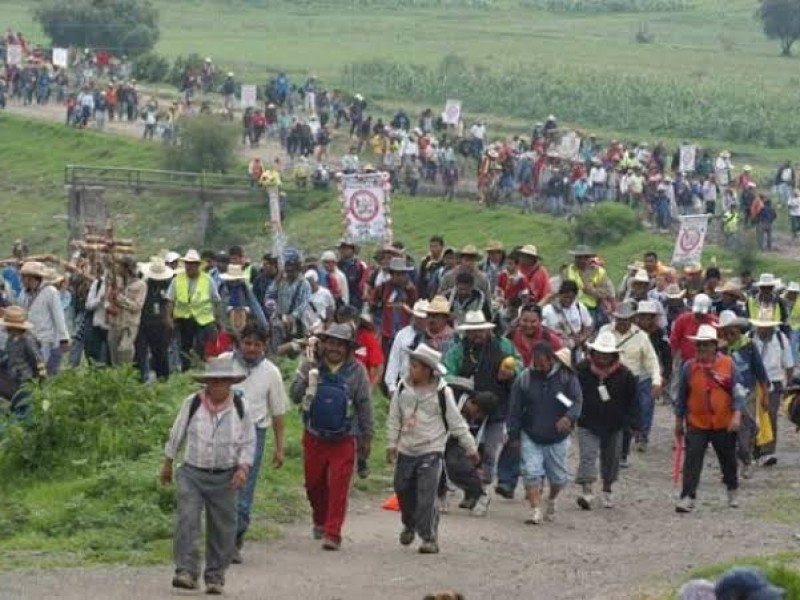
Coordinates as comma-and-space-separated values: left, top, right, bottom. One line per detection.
599, 323, 662, 386
752, 331, 794, 384
384, 324, 422, 395
85, 278, 108, 329
19, 284, 70, 346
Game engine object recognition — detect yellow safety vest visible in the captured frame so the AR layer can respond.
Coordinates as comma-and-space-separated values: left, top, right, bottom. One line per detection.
787, 299, 800, 330
746, 296, 781, 323
566, 264, 606, 309
173, 272, 215, 326
723, 212, 739, 234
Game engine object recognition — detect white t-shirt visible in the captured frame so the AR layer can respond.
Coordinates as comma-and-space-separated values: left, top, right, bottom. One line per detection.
470, 124, 485, 141
542, 301, 593, 342
589, 167, 607, 185
229, 355, 288, 428
788, 195, 800, 217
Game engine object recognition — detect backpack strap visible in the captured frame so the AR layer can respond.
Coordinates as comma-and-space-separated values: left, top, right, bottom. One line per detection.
186, 391, 244, 434
438, 387, 449, 433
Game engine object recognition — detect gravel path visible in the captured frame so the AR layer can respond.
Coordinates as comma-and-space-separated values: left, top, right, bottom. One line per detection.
2, 403, 799, 600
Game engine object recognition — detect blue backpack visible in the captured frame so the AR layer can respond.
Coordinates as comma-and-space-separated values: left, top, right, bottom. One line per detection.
308, 369, 352, 438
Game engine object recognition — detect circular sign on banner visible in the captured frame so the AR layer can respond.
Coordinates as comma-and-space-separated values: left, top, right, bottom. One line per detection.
678, 225, 705, 256
349, 189, 380, 223
445, 103, 460, 122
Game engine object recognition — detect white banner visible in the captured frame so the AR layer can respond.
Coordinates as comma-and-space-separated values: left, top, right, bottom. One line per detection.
52, 47, 68, 68
6, 44, 22, 66
679, 144, 696, 174
340, 173, 389, 243
442, 99, 461, 126
672, 214, 709, 266
240, 84, 257, 108
557, 130, 581, 161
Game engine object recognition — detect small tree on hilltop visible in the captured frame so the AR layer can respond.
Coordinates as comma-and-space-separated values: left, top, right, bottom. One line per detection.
757, 0, 800, 57
34, 0, 159, 57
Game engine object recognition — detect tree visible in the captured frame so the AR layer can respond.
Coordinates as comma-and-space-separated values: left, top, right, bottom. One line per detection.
34, 0, 159, 57
163, 115, 238, 174
757, 0, 800, 57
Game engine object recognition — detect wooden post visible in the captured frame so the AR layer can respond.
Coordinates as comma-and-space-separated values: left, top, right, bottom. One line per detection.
65, 184, 107, 248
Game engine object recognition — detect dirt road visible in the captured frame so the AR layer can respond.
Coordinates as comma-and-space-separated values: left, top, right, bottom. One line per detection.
1, 403, 799, 600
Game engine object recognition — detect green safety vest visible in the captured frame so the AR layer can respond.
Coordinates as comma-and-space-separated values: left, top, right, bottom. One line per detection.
723, 212, 739, 234
173, 272, 215, 326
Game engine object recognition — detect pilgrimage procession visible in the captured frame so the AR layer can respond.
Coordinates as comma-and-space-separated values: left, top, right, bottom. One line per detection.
2, 10, 800, 600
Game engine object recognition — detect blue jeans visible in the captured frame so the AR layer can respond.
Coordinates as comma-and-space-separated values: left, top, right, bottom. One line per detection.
236, 426, 267, 539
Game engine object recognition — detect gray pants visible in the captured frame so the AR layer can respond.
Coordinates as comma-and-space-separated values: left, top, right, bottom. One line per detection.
174, 465, 237, 584
737, 390, 758, 466
480, 421, 506, 483
394, 453, 442, 543
108, 326, 136, 366
575, 428, 623, 491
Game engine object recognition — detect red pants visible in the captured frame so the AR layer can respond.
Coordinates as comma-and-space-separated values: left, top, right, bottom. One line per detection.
302, 431, 356, 543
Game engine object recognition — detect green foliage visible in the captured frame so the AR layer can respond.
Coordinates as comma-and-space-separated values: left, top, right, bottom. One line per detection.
132, 52, 170, 82
168, 53, 206, 88
33, 0, 160, 57
0, 366, 190, 476
348, 57, 800, 147
520, 0, 691, 12
756, 0, 800, 56
163, 115, 239, 173
571, 204, 642, 245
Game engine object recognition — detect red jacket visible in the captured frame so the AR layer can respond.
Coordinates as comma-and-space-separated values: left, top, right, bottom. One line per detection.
669, 312, 718, 361
520, 264, 551, 303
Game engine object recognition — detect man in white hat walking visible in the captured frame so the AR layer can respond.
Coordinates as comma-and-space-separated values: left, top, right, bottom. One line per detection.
674, 324, 744, 513
17, 261, 70, 375
575, 331, 638, 509
746, 274, 788, 326
134, 257, 175, 380
749, 316, 794, 466
166, 249, 221, 371
161, 356, 255, 594
600, 301, 662, 458
384, 300, 430, 397
387, 344, 478, 554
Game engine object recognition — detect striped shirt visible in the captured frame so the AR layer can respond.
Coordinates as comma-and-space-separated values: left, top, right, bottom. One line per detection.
164, 392, 256, 469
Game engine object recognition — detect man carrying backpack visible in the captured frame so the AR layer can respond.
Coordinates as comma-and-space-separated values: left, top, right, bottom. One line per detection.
290, 323, 374, 551
386, 344, 478, 554
161, 356, 255, 595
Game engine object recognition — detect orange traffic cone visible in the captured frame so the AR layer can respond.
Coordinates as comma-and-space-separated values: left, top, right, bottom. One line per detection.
382, 493, 400, 511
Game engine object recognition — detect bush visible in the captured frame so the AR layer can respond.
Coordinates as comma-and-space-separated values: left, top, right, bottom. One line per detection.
169, 53, 206, 88
132, 52, 170, 82
572, 204, 641, 245
163, 114, 239, 174
0, 366, 190, 476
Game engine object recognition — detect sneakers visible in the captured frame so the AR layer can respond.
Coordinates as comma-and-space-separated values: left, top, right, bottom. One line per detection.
458, 496, 478, 510
494, 485, 515, 500
636, 440, 648, 453
172, 572, 198, 590
577, 494, 594, 511
321, 537, 341, 551
312, 525, 324, 540
601, 491, 614, 509
471, 494, 491, 517
399, 528, 415, 546
727, 490, 740, 508
761, 456, 778, 467
741, 463, 753, 480
230, 545, 242, 565
525, 506, 543, 525
418, 540, 440, 554
205, 582, 224, 595
675, 496, 695, 513
544, 499, 556, 522
439, 495, 450, 514
619, 457, 630, 469
357, 457, 370, 479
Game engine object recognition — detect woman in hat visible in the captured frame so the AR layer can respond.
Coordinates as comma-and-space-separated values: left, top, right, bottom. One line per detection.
387, 343, 478, 554
162, 356, 255, 594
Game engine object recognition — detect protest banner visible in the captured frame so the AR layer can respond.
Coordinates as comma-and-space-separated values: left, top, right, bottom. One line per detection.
6, 44, 22, 66
52, 48, 68, 68
442, 99, 462, 126
240, 84, 257, 109
671, 214, 709, 266
339, 172, 391, 243
679, 144, 696, 173
557, 131, 581, 161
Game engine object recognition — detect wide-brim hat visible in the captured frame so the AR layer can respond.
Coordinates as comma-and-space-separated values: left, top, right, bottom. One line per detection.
720, 150, 731, 158
749, 318, 780, 329
20, 261, 47, 278
631, 269, 650, 284
404, 299, 430, 319
554, 347, 572, 371
683, 262, 703, 274
457, 310, 495, 332
406, 343, 447, 376
613, 300, 637, 320
425, 295, 452, 315
181, 249, 202, 263
786, 281, 800, 294
688, 324, 719, 343
0, 306, 32, 330
587, 331, 619, 354
145, 257, 175, 281
221, 264, 247, 282
318, 323, 357, 347
517, 244, 539, 258
756, 273, 778, 288
164, 251, 181, 264
192, 356, 247, 383
568, 244, 595, 257
636, 300, 659, 315
388, 257, 413, 272
458, 244, 481, 258
718, 310, 749, 329
664, 284, 686, 299
718, 280, 741, 295
485, 240, 504, 253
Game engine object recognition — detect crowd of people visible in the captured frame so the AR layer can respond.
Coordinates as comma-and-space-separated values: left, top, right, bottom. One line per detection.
0, 231, 798, 596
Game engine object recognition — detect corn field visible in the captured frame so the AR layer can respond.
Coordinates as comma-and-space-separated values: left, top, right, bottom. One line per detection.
518, 0, 691, 12
347, 59, 798, 147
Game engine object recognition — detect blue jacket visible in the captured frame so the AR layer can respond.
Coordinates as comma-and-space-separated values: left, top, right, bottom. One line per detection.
507, 364, 582, 445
